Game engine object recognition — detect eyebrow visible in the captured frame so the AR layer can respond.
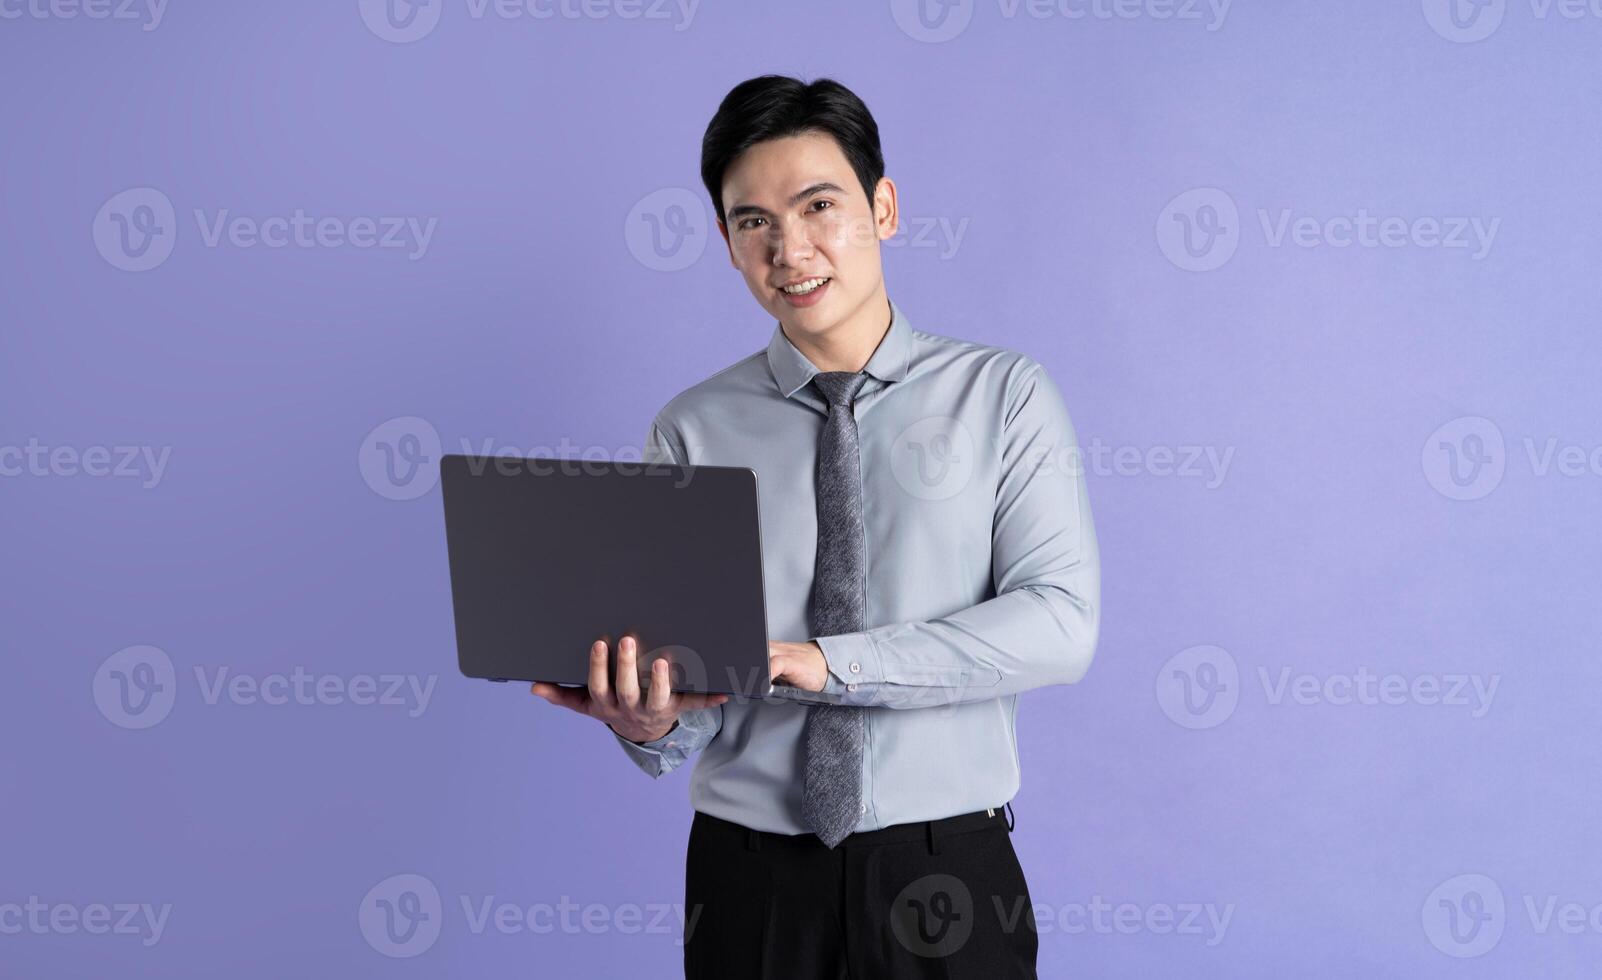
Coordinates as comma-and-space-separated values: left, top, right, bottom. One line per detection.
725, 182, 846, 223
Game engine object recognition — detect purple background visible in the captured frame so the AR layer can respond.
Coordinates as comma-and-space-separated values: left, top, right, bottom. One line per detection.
4, 0, 1600, 975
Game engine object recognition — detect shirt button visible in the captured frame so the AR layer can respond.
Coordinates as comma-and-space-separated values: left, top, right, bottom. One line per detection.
849, 662, 861, 674
859, 803, 867, 813
665, 742, 677, 749
846, 683, 857, 692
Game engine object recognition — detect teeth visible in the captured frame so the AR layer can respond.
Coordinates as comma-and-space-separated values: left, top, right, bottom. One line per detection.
781, 277, 829, 295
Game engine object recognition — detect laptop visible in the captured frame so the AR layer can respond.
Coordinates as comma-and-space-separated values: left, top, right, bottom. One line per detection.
439, 453, 772, 698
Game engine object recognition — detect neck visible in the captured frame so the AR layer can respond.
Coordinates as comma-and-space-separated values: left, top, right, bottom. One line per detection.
782, 287, 892, 374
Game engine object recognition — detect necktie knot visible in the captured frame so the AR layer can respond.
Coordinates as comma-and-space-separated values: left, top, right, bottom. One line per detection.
812, 371, 869, 410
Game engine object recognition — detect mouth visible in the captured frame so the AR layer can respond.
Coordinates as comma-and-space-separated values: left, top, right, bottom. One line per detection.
775, 276, 832, 308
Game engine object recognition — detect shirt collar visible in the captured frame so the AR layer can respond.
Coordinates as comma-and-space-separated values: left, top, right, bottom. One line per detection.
766, 297, 914, 399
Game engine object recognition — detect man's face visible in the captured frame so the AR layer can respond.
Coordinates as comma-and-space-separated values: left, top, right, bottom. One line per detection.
717, 131, 896, 342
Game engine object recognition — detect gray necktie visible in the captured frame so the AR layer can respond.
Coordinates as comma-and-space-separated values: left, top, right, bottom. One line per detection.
801, 370, 870, 849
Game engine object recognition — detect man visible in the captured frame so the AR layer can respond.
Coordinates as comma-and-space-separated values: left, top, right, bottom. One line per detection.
532, 74, 1100, 978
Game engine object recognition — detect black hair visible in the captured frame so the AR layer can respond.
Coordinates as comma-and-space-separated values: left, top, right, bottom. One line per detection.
700, 75, 886, 227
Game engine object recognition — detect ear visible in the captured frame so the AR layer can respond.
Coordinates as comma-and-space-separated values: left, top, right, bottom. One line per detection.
716, 219, 737, 268
873, 176, 899, 242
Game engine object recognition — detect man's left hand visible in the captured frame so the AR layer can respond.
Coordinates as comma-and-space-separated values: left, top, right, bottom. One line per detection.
768, 641, 829, 692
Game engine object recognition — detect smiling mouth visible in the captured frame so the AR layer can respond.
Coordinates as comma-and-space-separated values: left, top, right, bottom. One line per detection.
778, 276, 831, 296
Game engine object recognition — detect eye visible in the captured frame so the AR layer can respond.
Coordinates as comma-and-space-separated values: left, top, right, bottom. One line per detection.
810, 200, 834, 212
738, 217, 766, 231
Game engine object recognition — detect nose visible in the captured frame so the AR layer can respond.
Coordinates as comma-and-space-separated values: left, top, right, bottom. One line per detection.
769, 217, 815, 268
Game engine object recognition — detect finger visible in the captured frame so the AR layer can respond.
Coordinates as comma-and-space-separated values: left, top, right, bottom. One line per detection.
531, 682, 590, 713
588, 639, 613, 704
615, 636, 642, 706
645, 657, 671, 713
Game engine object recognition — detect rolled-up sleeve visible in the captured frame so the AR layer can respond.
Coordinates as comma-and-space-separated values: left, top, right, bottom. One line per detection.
803, 360, 1100, 710
611, 414, 724, 776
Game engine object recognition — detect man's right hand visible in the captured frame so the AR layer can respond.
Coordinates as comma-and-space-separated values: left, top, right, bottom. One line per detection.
530, 635, 727, 744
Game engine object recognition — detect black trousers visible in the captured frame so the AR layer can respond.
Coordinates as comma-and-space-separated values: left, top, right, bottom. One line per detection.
683, 805, 1038, 979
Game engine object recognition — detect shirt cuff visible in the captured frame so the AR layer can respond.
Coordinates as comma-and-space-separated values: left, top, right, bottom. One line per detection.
611, 722, 685, 778
764, 680, 848, 706
814, 632, 883, 706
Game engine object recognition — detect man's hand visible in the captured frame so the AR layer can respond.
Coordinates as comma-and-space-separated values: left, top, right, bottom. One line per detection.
768, 640, 830, 693
531, 635, 728, 744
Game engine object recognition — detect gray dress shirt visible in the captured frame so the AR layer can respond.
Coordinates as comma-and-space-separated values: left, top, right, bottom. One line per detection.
613, 298, 1100, 835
